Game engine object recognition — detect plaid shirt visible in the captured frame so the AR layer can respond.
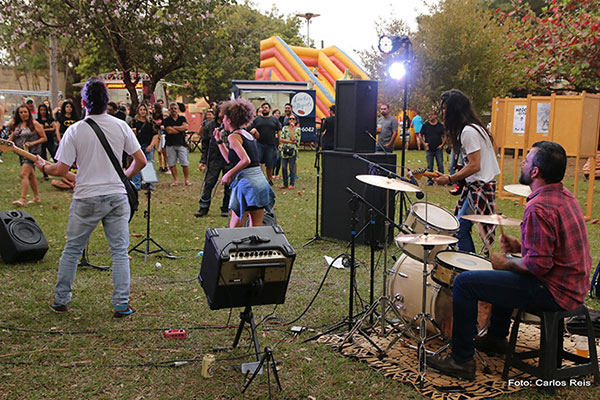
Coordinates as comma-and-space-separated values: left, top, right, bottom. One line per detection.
455, 180, 497, 250
522, 183, 592, 311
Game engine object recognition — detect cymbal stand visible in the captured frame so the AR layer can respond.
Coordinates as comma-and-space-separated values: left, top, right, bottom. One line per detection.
78, 246, 109, 271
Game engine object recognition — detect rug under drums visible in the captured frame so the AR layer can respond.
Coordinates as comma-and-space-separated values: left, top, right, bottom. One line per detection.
317, 323, 598, 400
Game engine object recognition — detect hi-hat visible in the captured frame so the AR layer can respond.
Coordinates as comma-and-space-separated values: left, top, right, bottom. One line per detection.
356, 175, 421, 193
504, 184, 531, 197
461, 214, 522, 226
394, 233, 458, 246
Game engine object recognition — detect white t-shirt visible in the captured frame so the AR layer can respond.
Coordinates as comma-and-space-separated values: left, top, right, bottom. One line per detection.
460, 124, 500, 183
55, 113, 141, 199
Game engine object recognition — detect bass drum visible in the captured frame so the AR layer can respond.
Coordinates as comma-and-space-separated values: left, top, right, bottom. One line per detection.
399, 202, 459, 262
389, 254, 491, 338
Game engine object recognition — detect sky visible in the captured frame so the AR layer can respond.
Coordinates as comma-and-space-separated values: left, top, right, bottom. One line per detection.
247, 0, 435, 65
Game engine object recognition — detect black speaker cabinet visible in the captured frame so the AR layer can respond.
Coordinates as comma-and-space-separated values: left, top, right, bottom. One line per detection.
321, 151, 396, 244
199, 225, 296, 310
334, 80, 378, 153
0, 210, 49, 263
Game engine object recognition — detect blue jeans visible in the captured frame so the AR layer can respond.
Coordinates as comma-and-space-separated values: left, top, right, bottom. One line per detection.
456, 196, 476, 253
281, 156, 296, 187
426, 148, 444, 183
132, 150, 154, 190
54, 193, 131, 307
449, 149, 463, 175
451, 270, 562, 361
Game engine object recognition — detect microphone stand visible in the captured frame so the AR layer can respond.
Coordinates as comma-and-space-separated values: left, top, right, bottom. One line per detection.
303, 124, 332, 247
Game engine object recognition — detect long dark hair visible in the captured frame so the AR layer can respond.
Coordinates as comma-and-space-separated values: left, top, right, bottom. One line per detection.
13, 105, 35, 132
37, 104, 53, 122
441, 89, 492, 150
61, 100, 80, 120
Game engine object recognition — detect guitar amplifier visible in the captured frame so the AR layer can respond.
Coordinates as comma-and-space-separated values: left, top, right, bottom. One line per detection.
199, 225, 296, 310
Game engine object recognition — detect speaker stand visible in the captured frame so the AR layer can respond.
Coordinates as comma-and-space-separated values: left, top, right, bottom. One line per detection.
78, 246, 109, 271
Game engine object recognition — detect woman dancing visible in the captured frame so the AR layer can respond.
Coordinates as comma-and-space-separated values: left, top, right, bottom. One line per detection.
434, 89, 500, 253
9, 105, 47, 206
215, 98, 275, 227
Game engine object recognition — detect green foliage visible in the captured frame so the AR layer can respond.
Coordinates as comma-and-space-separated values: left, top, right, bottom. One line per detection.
412, 0, 523, 114
74, 35, 116, 79
172, 2, 304, 103
505, 0, 600, 92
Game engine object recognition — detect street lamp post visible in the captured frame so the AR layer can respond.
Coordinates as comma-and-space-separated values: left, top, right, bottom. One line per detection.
295, 12, 320, 47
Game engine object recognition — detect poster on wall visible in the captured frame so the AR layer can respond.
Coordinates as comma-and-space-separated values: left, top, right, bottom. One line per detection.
513, 105, 527, 135
536, 103, 550, 135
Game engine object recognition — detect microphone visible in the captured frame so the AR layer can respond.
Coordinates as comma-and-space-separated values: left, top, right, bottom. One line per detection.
364, 130, 377, 143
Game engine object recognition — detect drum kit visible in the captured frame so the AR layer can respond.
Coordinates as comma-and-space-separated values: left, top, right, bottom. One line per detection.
340, 173, 525, 381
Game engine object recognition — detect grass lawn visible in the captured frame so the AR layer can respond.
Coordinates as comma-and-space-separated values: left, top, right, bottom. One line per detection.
0, 146, 599, 399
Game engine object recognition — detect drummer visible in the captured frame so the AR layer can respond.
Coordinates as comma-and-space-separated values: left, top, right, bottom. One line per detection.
433, 90, 500, 254
427, 141, 592, 381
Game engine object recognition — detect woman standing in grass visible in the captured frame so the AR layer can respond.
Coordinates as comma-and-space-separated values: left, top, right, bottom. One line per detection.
214, 98, 275, 227
131, 104, 159, 190
55, 100, 79, 142
37, 103, 57, 179
278, 114, 299, 189
9, 105, 47, 206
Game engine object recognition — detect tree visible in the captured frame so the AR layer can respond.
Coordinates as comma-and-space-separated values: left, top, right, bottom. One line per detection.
172, 2, 304, 103
506, 0, 600, 92
411, 0, 523, 114
0, 0, 224, 113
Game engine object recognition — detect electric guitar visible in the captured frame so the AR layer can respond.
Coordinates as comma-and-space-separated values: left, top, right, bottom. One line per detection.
0, 138, 38, 163
411, 167, 466, 195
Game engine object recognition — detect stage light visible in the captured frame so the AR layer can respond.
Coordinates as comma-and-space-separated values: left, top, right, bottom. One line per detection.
378, 35, 410, 54
388, 62, 406, 80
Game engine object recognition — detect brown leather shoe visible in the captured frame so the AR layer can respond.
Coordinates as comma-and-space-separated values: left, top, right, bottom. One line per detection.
475, 333, 508, 357
427, 354, 476, 381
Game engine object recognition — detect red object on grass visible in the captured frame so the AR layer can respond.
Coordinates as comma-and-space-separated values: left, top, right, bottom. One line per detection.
164, 329, 187, 339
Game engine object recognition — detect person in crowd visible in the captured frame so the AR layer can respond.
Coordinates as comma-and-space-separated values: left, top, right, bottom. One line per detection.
55, 100, 79, 143
37, 104, 57, 179
272, 108, 282, 179
195, 104, 232, 218
434, 89, 500, 253
34, 77, 145, 318
24, 97, 37, 116
248, 102, 281, 186
421, 110, 446, 185
278, 114, 299, 189
321, 105, 335, 150
163, 102, 190, 186
52, 98, 64, 119
131, 104, 159, 190
9, 105, 47, 206
282, 103, 293, 126
376, 104, 398, 153
411, 110, 424, 150
214, 98, 275, 227
152, 102, 169, 174
428, 141, 592, 381
107, 102, 126, 121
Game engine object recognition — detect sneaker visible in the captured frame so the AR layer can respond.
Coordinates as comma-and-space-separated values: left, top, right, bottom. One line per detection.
50, 302, 68, 313
449, 184, 462, 196
220, 210, 229, 217
426, 354, 476, 381
194, 208, 209, 218
165, 169, 172, 175
113, 303, 136, 318
288, 186, 294, 190
475, 333, 508, 357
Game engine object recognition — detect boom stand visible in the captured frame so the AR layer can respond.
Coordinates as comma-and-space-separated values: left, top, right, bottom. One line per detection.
78, 246, 109, 271
129, 187, 177, 262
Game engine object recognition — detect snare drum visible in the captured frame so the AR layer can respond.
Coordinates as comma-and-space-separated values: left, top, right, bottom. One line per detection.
399, 202, 459, 262
388, 254, 491, 337
433, 250, 492, 289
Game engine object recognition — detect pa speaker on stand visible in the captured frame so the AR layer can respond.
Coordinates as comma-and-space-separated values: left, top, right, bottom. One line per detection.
334, 80, 378, 153
0, 210, 48, 263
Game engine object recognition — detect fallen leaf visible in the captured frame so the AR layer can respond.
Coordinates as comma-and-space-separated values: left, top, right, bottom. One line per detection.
52, 205, 59, 209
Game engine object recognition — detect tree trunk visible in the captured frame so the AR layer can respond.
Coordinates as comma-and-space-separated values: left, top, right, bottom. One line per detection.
123, 69, 140, 119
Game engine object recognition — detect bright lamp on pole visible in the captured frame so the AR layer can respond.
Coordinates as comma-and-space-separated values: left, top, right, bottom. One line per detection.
388, 62, 406, 80
378, 35, 410, 54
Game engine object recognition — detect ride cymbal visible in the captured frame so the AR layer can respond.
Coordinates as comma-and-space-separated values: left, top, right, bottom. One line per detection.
356, 175, 421, 193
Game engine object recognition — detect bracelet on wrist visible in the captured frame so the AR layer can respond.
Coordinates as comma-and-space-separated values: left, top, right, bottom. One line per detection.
216, 139, 224, 145
448, 175, 453, 184
42, 164, 46, 174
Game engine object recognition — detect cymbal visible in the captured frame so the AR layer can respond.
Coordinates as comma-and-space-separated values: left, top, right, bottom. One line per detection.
461, 214, 522, 226
394, 233, 458, 246
356, 174, 421, 193
504, 184, 531, 197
